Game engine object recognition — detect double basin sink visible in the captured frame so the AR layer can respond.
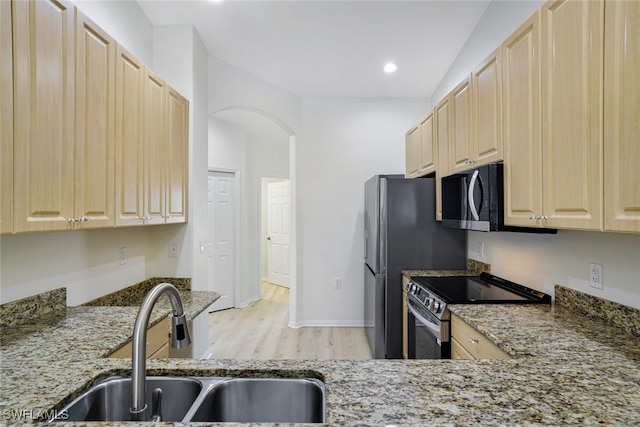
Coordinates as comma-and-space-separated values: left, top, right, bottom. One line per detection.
57, 376, 326, 423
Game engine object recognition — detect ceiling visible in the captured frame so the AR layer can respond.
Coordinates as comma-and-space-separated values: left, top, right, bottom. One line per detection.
137, 0, 490, 99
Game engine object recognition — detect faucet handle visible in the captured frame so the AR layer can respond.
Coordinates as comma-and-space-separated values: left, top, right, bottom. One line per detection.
150, 387, 163, 422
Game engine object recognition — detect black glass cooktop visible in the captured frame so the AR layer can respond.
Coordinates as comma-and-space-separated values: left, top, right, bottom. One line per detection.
412, 273, 550, 304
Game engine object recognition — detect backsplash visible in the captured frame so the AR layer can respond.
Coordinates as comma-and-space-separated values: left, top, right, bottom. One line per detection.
555, 285, 640, 338
0, 278, 191, 329
0, 288, 66, 328
83, 277, 191, 307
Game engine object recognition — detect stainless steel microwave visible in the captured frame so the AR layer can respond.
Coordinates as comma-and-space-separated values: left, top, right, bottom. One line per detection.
441, 163, 556, 234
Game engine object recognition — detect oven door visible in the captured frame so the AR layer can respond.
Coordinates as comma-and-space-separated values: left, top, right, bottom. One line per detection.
406, 294, 450, 359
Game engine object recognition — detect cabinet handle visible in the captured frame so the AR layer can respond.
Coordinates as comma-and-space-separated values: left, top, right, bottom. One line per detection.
468, 338, 479, 345
81, 216, 90, 222
528, 215, 536, 220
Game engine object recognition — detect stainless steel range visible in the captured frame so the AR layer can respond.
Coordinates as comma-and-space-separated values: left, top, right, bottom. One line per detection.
404, 273, 551, 359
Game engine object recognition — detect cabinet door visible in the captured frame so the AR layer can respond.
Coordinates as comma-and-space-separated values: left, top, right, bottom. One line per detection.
115, 45, 145, 226
418, 111, 435, 175
502, 11, 543, 228
449, 77, 473, 173
74, 11, 115, 229
603, 0, 640, 234
13, 0, 75, 233
434, 96, 451, 221
472, 47, 503, 166
165, 86, 189, 224
541, 0, 603, 231
0, 0, 13, 235
405, 125, 421, 178
143, 68, 167, 224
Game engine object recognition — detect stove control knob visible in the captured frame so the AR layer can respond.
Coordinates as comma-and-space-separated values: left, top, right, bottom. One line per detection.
407, 283, 417, 294
432, 301, 441, 313
427, 298, 434, 311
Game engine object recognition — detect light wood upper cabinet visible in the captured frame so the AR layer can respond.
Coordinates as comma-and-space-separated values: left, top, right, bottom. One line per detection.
418, 111, 436, 175
74, 10, 115, 229
503, 11, 543, 228
449, 77, 473, 174
115, 45, 145, 227
603, 0, 640, 234
471, 47, 503, 167
165, 87, 189, 224
540, 0, 604, 231
405, 124, 421, 178
1, 0, 13, 235
434, 96, 451, 221
143, 68, 167, 224
13, 0, 76, 233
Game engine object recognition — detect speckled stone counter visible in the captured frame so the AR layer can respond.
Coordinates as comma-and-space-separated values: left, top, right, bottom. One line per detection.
402, 258, 491, 279
2, 282, 640, 425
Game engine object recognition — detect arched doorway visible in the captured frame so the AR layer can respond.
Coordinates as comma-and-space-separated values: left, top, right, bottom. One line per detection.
207, 107, 298, 325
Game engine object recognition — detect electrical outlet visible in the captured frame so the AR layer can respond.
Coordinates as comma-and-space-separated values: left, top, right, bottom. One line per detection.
589, 263, 603, 289
169, 242, 178, 258
333, 277, 342, 289
478, 241, 485, 258
119, 247, 127, 265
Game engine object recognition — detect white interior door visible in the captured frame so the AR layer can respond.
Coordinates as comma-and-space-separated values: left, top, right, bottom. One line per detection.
208, 171, 235, 311
267, 180, 291, 287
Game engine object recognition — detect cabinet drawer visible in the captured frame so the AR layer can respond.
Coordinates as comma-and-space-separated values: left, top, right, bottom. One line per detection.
451, 337, 475, 360
107, 318, 169, 358
451, 314, 511, 360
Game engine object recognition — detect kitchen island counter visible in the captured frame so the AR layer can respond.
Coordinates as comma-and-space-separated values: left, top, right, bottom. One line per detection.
1, 291, 639, 425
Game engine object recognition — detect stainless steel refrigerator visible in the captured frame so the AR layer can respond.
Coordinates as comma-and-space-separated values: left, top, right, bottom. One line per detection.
364, 175, 467, 359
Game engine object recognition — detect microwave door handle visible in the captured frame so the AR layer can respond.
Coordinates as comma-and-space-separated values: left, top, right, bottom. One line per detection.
468, 170, 480, 221
407, 298, 442, 338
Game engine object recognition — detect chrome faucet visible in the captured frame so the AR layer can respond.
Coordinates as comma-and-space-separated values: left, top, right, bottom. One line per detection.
129, 283, 192, 421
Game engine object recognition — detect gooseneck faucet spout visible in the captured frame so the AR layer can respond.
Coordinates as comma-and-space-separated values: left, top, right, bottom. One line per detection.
129, 283, 192, 421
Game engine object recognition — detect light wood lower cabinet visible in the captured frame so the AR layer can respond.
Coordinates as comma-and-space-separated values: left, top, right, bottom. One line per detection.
451, 314, 511, 360
603, 0, 640, 234
0, 0, 13, 235
107, 319, 170, 359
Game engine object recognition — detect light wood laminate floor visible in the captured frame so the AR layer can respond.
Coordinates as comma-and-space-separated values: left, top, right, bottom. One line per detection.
207, 282, 372, 360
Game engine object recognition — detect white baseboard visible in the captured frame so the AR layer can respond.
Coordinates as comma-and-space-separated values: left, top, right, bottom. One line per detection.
288, 320, 366, 328
236, 295, 259, 309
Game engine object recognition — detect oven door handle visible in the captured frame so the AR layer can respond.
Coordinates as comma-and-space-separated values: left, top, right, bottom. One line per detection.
407, 298, 442, 339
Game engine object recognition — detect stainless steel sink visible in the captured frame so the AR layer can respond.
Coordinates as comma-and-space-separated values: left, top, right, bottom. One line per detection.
59, 376, 202, 422
187, 378, 326, 423
56, 376, 325, 423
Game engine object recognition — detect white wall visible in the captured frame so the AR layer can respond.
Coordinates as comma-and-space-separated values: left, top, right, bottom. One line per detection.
468, 231, 640, 309
151, 25, 210, 293
431, 0, 544, 104
208, 56, 302, 133
435, 0, 640, 309
295, 98, 429, 325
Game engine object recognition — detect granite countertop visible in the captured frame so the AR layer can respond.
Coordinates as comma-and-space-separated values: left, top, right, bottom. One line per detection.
1, 284, 640, 425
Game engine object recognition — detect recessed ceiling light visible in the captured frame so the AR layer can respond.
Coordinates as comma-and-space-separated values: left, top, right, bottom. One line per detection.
383, 62, 398, 74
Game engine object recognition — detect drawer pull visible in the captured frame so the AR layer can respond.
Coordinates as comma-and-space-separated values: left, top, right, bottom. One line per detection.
468, 338, 479, 345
